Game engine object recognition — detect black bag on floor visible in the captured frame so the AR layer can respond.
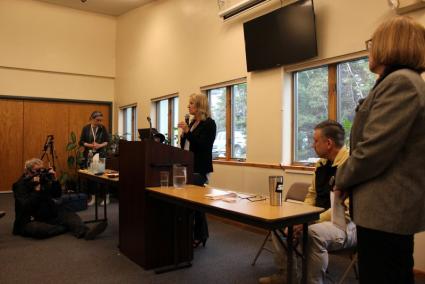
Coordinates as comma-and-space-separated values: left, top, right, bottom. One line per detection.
60, 193, 88, 212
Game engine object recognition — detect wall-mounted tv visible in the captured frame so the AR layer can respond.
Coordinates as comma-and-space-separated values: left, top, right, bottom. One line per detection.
243, 0, 317, 72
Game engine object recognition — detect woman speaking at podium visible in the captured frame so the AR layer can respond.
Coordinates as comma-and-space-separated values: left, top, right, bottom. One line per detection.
178, 93, 216, 248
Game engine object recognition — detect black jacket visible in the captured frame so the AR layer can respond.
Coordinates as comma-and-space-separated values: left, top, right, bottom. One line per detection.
180, 117, 216, 175
79, 124, 110, 158
12, 175, 62, 235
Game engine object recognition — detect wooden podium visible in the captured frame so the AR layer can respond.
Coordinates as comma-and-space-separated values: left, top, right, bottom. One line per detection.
119, 140, 194, 270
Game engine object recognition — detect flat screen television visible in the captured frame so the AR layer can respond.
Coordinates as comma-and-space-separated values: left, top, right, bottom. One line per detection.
243, 0, 317, 72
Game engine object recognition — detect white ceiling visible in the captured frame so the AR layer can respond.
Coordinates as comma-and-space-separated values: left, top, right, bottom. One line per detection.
36, 0, 153, 16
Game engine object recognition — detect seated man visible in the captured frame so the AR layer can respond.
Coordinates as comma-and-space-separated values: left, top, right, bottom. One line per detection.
13, 158, 107, 240
259, 120, 357, 284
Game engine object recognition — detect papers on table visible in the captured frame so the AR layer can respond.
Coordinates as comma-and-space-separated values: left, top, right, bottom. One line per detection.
204, 189, 260, 203
204, 189, 237, 200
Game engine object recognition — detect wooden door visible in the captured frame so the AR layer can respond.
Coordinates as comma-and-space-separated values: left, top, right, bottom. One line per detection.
0, 99, 24, 192
0, 98, 111, 192
23, 101, 70, 174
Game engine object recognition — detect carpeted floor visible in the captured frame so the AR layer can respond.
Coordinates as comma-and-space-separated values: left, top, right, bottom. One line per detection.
0, 192, 382, 284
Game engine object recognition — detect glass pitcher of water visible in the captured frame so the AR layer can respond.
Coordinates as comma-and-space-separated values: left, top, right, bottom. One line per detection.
173, 164, 187, 188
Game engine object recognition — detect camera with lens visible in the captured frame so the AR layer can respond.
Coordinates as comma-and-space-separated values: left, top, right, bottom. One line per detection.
37, 168, 55, 184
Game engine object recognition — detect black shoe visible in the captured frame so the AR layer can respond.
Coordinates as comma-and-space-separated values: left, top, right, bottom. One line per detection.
193, 239, 207, 248
85, 221, 108, 240
0, 211, 5, 219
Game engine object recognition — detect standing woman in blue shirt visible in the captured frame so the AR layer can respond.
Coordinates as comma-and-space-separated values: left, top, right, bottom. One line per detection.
178, 93, 216, 248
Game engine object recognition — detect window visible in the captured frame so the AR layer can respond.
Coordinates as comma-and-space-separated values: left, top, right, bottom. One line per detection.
293, 58, 376, 163
155, 96, 179, 146
208, 82, 247, 160
119, 105, 137, 141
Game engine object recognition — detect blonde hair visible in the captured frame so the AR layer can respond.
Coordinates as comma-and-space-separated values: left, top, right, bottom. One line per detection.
370, 16, 425, 73
190, 93, 211, 121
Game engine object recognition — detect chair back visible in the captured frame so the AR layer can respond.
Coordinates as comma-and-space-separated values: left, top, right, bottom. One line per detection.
285, 182, 309, 202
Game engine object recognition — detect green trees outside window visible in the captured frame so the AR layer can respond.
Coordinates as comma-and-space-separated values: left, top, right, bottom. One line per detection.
294, 58, 376, 164
209, 82, 247, 160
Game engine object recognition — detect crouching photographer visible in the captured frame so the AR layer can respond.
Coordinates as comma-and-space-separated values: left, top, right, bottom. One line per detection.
12, 158, 107, 240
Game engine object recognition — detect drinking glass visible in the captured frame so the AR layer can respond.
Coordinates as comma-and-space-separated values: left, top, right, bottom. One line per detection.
172, 164, 187, 188
98, 158, 106, 173
160, 171, 169, 188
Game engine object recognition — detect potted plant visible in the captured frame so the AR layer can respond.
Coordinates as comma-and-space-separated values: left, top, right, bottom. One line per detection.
59, 131, 84, 191
107, 134, 121, 156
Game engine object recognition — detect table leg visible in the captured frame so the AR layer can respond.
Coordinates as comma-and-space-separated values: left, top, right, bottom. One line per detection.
94, 183, 99, 221
301, 223, 308, 284
103, 185, 107, 221
287, 226, 294, 284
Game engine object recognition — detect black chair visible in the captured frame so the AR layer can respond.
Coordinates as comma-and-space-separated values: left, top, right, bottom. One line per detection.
251, 182, 310, 265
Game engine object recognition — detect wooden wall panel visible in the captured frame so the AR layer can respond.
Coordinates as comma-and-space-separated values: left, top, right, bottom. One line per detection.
1, 98, 111, 192
23, 101, 70, 174
0, 99, 23, 191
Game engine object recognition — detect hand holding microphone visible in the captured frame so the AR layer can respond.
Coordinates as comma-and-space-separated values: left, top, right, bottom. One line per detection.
178, 114, 190, 134
185, 114, 190, 126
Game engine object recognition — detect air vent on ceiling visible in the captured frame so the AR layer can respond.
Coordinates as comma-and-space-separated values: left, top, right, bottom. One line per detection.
218, 0, 270, 20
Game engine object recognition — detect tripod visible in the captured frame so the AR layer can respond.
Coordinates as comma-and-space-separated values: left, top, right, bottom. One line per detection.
40, 134, 59, 170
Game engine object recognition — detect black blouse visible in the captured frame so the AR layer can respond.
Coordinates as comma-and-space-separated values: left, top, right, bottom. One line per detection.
79, 124, 109, 158
180, 117, 216, 175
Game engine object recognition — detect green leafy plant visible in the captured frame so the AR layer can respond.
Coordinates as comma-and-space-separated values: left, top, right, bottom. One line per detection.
342, 118, 353, 147
59, 131, 84, 190
107, 133, 123, 155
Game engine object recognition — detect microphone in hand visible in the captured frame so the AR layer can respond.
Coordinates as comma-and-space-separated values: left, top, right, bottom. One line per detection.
185, 114, 190, 126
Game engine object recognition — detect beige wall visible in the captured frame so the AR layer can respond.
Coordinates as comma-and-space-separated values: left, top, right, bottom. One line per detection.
0, 0, 116, 103
115, 0, 425, 169
116, 0, 425, 271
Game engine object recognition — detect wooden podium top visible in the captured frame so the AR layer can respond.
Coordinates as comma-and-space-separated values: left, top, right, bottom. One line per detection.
146, 185, 323, 229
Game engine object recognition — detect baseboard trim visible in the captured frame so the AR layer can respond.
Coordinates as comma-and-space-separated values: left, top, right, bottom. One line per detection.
414, 269, 425, 279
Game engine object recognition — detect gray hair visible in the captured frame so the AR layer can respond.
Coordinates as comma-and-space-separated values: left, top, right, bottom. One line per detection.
24, 158, 43, 173
314, 120, 345, 147
90, 111, 103, 120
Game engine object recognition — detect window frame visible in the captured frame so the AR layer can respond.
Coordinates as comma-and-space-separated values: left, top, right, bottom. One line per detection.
291, 56, 371, 165
119, 104, 137, 141
154, 95, 179, 146
207, 82, 247, 161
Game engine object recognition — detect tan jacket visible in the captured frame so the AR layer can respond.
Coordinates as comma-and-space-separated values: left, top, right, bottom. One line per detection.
336, 69, 425, 235
304, 146, 350, 223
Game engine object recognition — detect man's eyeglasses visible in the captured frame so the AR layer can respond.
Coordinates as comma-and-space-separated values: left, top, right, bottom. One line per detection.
365, 39, 372, 51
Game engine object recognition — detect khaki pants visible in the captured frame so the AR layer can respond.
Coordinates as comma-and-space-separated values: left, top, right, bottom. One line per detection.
271, 221, 357, 284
